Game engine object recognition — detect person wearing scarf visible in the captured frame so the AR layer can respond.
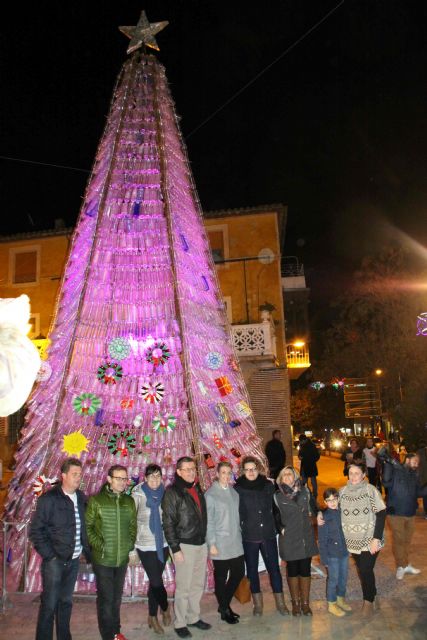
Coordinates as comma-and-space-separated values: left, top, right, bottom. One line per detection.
161, 456, 210, 638
132, 464, 171, 634
274, 466, 318, 616
338, 462, 386, 615
234, 456, 288, 617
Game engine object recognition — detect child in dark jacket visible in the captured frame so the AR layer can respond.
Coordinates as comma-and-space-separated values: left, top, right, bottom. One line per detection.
318, 488, 351, 617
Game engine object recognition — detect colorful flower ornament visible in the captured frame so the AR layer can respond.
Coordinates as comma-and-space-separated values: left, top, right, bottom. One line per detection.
152, 414, 177, 433
140, 381, 165, 404
107, 430, 136, 456
108, 337, 131, 361
97, 362, 123, 385
36, 361, 52, 382
72, 393, 102, 416
206, 351, 223, 370
215, 376, 233, 396
146, 341, 171, 366
235, 400, 252, 418
33, 474, 57, 497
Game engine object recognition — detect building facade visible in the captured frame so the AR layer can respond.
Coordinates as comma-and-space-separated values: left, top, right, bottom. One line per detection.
0, 205, 294, 464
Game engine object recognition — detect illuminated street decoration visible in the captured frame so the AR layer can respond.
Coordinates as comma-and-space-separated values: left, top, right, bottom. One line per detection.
416, 312, 427, 336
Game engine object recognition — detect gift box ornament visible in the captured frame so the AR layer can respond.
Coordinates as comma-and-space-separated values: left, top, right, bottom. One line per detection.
212, 402, 230, 424
204, 453, 215, 469
214, 376, 233, 397
235, 400, 252, 418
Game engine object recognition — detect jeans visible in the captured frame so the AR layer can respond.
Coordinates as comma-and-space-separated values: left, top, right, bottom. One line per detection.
137, 548, 169, 616
243, 538, 283, 593
212, 555, 245, 611
36, 557, 79, 640
326, 556, 349, 602
367, 467, 378, 486
352, 551, 379, 603
301, 474, 318, 498
93, 563, 128, 640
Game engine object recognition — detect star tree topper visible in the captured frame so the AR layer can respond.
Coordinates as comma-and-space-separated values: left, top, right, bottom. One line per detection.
119, 11, 169, 54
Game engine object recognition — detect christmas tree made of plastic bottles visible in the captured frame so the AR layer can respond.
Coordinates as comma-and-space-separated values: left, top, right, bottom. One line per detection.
4, 12, 266, 594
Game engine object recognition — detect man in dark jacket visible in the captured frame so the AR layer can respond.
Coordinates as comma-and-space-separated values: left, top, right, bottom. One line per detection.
298, 435, 320, 499
382, 452, 423, 579
86, 465, 136, 640
30, 457, 91, 640
265, 429, 286, 479
162, 457, 210, 638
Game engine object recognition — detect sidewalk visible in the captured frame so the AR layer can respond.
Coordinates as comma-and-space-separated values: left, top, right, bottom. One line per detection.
1, 512, 426, 639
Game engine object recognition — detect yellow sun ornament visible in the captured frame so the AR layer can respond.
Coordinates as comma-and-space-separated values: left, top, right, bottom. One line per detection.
62, 429, 90, 458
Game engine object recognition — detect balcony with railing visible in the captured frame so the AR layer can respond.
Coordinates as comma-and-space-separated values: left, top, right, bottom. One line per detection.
286, 341, 311, 379
231, 320, 277, 359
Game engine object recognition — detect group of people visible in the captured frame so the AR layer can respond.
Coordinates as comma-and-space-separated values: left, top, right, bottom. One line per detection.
29, 433, 426, 640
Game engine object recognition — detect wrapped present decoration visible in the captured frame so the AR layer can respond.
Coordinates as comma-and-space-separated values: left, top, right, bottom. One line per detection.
214, 376, 233, 397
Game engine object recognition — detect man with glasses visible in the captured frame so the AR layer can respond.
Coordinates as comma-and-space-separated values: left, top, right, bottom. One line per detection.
86, 465, 136, 640
162, 456, 211, 638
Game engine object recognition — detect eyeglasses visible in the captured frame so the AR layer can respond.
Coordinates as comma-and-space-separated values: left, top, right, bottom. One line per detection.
244, 467, 257, 472
111, 476, 128, 481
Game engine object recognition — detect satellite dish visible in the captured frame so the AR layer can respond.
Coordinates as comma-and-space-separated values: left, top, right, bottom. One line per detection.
258, 248, 275, 265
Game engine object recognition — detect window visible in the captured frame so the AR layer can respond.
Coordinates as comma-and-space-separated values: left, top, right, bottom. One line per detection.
10, 246, 40, 285
28, 313, 40, 338
207, 225, 229, 264
223, 296, 233, 323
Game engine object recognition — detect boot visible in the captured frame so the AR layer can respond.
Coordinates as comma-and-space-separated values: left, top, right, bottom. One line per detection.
273, 592, 290, 616
361, 600, 374, 616
219, 608, 238, 624
336, 596, 352, 612
328, 602, 346, 617
162, 606, 172, 627
287, 577, 301, 616
148, 615, 164, 634
299, 577, 312, 616
252, 592, 263, 617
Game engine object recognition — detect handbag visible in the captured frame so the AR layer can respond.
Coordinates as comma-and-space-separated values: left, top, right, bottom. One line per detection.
234, 576, 251, 604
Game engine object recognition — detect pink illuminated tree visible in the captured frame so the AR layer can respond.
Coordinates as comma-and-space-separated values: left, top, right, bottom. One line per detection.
4, 12, 266, 594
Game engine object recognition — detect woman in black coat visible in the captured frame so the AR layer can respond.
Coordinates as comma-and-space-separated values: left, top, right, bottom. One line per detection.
234, 456, 288, 617
274, 466, 318, 616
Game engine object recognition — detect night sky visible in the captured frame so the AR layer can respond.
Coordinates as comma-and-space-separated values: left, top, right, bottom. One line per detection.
1, 1, 426, 314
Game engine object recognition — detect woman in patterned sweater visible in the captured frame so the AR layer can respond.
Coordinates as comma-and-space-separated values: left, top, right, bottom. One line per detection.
339, 463, 386, 614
